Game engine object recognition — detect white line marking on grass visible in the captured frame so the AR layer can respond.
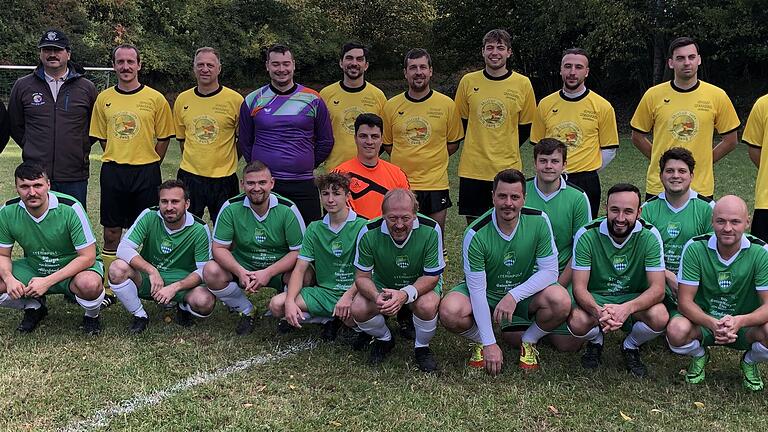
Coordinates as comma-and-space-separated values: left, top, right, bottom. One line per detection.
60, 340, 317, 432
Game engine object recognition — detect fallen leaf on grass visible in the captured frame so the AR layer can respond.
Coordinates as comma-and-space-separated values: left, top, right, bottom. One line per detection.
329, 421, 342, 427
694, 402, 705, 409
289, 385, 296, 390
256, 385, 267, 392
547, 406, 560, 415
243, 403, 253, 408
620, 411, 633, 421
650, 409, 663, 414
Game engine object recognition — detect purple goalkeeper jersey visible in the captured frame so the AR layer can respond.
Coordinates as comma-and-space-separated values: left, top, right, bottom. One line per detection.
239, 83, 334, 180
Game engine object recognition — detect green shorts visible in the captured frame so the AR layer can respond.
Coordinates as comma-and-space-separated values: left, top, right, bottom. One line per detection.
590, 292, 641, 332
300, 286, 345, 318
506, 284, 574, 336
12, 258, 104, 298
450, 282, 535, 329
669, 310, 753, 351
663, 284, 678, 311
138, 268, 194, 304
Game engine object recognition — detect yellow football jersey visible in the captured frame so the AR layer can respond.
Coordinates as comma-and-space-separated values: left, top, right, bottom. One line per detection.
743, 94, 768, 208
174, 86, 243, 178
90, 85, 175, 165
383, 90, 464, 190
319, 81, 386, 170
454, 70, 536, 180
531, 89, 619, 173
630, 80, 740, 196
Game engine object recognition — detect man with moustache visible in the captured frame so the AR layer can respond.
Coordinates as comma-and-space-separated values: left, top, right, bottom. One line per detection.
382, 48, 463, 235
239, 44, 334, 223
454, 29, 536, 223
203, 161, 306, 335
174, 47, 243, 222
568, 183, 668, 377
107, 180, 215, 333
320, 42, 387, 170
531, 48, 619, 217
90, 44, 175, 306
8, 29, 97, 207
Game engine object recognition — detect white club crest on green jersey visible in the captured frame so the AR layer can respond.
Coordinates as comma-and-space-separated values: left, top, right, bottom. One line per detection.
396, 255, 410, 269
666, 221, 681, 238
254, 227, 267, 244
718, 271, 733, 290
503, 250, 516, 267
160, 238, 173, 254
613, 255, 628, 272
331, 240, 344, 257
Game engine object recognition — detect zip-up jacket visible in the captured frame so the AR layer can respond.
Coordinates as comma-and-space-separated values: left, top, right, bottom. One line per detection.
8, 63, 97, 182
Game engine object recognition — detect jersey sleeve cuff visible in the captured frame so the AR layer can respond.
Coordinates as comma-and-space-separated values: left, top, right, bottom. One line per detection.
74, 239, 96, 251
355, 263, 373, 272
424, 267, 444, 276
212, 238, 233, 246
0, 242, 13, 248
719, 124, 741, 135
289, 245, 302, 251
572, 265, 590, 271
744, 140, 761, 149
678, 279, 699, 286
157, 135, 175, 141
630, 125, 650, 134
297, 255, 314, 262
645, 266, 665, 272
757, 286, 768, 291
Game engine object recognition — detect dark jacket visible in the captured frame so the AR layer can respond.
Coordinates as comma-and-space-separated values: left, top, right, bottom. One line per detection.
8, 63, 97, 182
0, 101, 9, 154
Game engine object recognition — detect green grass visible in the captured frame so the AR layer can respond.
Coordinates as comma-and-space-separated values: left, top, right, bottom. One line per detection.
0, 139, 762, 431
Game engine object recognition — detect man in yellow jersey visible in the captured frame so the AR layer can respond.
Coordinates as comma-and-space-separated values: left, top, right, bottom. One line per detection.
631, 37, 740, 199
320, 42, 387, 170
383, 48, 463, 233
743, 93, 768, 241
174, 47, 243, 222
90, 44, 174, 306
454, 29, 536, 223
531, 48, 619, 217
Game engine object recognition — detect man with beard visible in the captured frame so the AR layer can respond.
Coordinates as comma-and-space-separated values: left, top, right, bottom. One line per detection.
631, 37, 740, 200
203, 161, 306, 335
108, 180, 215, 333
454, 29, 536, 223
239, 44, 334, 223
568, 183, 668, 377
352, 188, 444, 372
439, 169, 570, 375
90, 44, 175, 307
531, 48, 619, 217
320, 42, 387, 170
667, 195, 768, 391
382, 48, 463, 235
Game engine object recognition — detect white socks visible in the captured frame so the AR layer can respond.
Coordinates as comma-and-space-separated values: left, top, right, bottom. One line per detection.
0, 293, 35, 310
572, 325, 604, 345
522, 322, 550, 344
209, 282, 253, 315
110, 278, 147, 318
623, 321, 663, 350
668, 338, 705, 357
76, 290, 105, 318
355, 314, 391, 341
744, 342, 768, 364
460, 323, 483, 344
413, 315, 437, 348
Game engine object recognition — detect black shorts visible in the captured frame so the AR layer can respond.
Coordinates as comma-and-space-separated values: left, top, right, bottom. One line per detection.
273, 178, 320, 223
177, 169, 239, 222
752, 209, 768, 242
100, 162, 161, 228
458, 177, 493, 217
565, 170, 601, 218
414, 189, 452, 215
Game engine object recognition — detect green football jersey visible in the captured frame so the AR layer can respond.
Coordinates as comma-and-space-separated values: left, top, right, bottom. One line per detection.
0, 192, 97, 276
525, 177, 591, 272
299, 210, 367, 292
213, 193, 305, 271
573, 217, 665, 296
123, 208, 211, 273
642, 190, 714, 274
678, 233, 768, 318
354, 214, 444, 289
463, 207, 557, 304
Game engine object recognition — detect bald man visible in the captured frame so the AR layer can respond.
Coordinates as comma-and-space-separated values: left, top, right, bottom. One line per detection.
351, 188, 445, 372
667, 195, 768, 391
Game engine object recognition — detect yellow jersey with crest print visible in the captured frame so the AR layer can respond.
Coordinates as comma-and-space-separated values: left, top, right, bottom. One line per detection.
319, 81, 386, 170
383, 90, 464, 190
174, 85, 243, 178
742, 94, 768, 209
454, 70, 536, 180
630, 80, 740, 196
90, 85, 175, 165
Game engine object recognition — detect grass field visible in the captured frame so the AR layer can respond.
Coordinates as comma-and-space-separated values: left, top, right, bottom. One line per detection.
0, 139, 764, 432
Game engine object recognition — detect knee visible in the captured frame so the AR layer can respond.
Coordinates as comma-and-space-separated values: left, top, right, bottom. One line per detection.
351, 296, 374, 321
665, 317, 693, 346
567, 307, 593, 335
438, 296, 469, 330
203, 261, 226, 288
108, 260, 132, 284
73, 273, 104, 299
545, 286, 572, 318
644, 304, 669, 332
269, 293, 287, 317
187, 288, 215, 315
412, 293, 439, 319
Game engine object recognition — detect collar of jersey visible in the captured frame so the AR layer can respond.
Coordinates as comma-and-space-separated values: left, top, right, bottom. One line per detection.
658, 189, 698, 213
269, 83, 298, 96
491, 209, 520, 241
533, 176, 566, 202
115, 84, 145, 95
154, 209, 194, 234
599, 218, 642, 249
322, 209, 358, 234
194, 85, 223, 98
243, 194, 278, 222
339, 80, 367, 93
482, 69, 513, 81
559, 88, 590, 102
707, 234, 750, 265
670, 80, 701, 93
19, 192, 58, 224
405, 90, 433, 103
380, 217, 419, 248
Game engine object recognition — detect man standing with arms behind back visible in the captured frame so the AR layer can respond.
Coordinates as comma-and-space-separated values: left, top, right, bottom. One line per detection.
8, 29, 97, 207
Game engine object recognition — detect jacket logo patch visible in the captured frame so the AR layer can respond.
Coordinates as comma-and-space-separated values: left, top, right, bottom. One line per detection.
31, 93, 45, 106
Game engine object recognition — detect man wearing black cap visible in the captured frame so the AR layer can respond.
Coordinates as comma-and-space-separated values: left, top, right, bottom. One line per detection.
8, 29, 97, 208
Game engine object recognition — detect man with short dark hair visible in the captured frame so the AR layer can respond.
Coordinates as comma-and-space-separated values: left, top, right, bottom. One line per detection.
174, 47, 244, 222
631, 37, 740, 199
0, 163, 104, 334
320, 42, 387, 170
108, 179, 215, 333
454, 29, 536, 222
531, 48, 619, 217
239, 44, 334, 223
8, 29, 97, 206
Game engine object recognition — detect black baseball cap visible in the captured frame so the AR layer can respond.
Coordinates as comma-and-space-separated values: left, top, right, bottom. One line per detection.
38, 29, 70, 50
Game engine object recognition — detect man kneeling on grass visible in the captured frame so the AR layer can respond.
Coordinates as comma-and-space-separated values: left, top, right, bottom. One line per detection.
667, 195, 768, 391
109, 180, 215, 333
268, 172, 368, 342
